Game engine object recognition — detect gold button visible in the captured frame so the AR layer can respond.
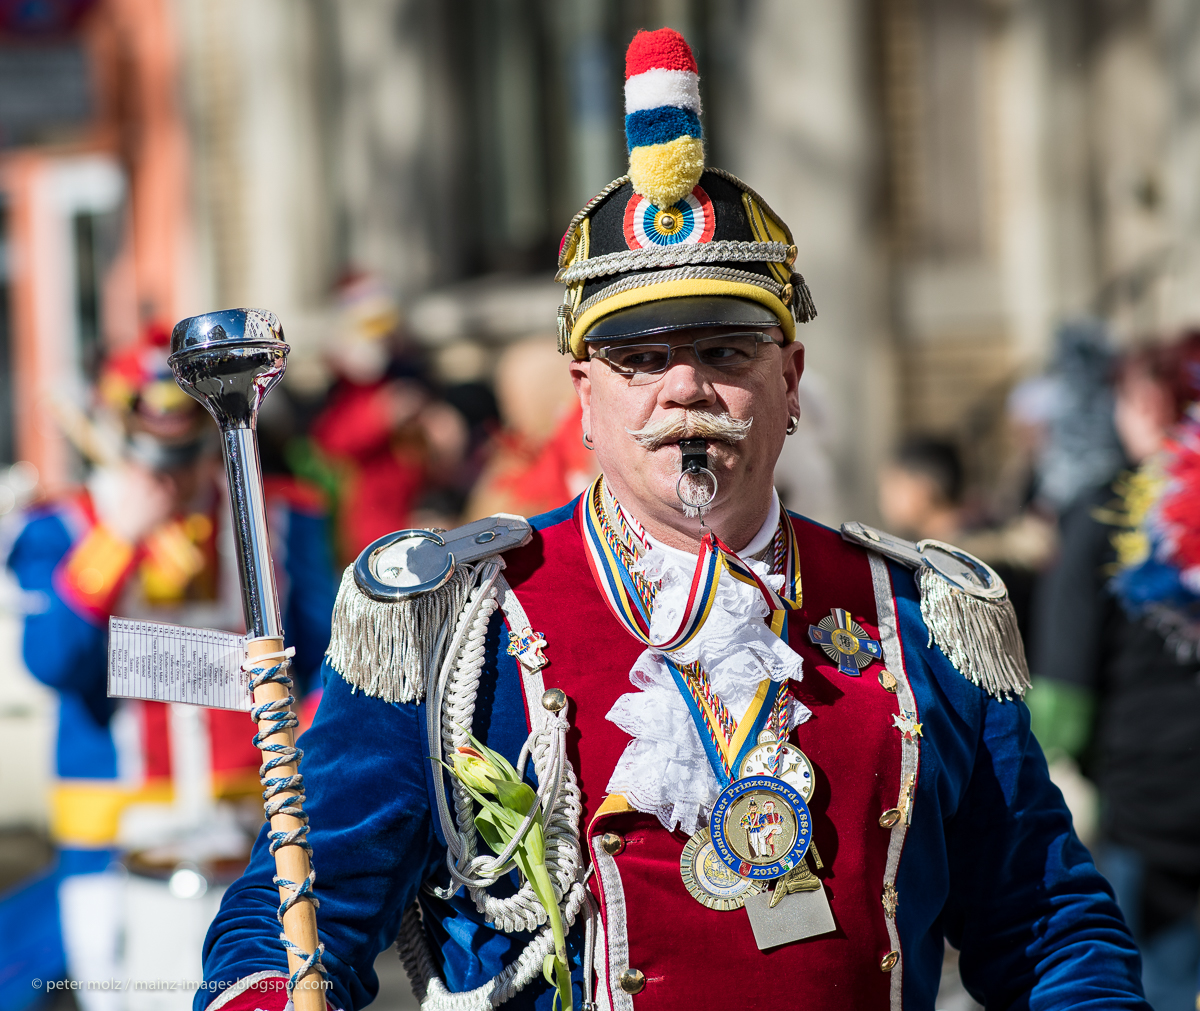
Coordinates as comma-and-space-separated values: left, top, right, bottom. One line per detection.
879, 809, 902, 828
880, 950, 899, 972
780, 282, 794, 304
618, 969, 646, 994
600, 832, 624, 856
541, 688, 567, 712
786, 244, 798, 265
878, 669, 898, 693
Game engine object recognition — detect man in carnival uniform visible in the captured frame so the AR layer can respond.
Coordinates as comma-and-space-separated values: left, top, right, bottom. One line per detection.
201, 29, 1146, 1011
3, 327, 336, 1003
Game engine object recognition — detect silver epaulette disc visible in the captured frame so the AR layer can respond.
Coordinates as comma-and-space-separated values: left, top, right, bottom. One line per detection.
840, 521, 1007, 601
354, 513, 533, 602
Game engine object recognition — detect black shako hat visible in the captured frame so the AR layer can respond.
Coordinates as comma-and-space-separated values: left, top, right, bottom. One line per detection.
555, 28, 815, 358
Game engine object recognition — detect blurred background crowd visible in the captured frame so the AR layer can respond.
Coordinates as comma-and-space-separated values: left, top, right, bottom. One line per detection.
0, 0, 1200, 1009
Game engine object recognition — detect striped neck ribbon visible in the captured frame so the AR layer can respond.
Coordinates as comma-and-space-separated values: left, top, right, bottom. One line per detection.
580, 475, 802, 786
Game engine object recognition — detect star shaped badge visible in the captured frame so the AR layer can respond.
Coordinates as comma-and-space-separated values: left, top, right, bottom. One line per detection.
808, 607, 884, 676
506, 626, 548, 671
892, 710, 923, 741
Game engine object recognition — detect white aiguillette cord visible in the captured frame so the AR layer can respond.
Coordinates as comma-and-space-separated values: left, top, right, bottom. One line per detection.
397, 561, 593, 1011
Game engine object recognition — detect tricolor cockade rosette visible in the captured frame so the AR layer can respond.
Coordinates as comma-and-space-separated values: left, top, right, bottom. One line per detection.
443, 735, 572, 1011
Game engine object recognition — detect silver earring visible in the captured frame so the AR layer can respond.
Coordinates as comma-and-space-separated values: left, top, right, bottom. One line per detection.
786, 416, 800, 436
582, 432, 595, 450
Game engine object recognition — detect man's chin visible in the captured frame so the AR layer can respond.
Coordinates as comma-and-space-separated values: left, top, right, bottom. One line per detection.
632, 455, 740, 506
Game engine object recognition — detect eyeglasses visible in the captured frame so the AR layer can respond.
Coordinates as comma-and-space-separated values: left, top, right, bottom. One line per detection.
589, 332, 780, 386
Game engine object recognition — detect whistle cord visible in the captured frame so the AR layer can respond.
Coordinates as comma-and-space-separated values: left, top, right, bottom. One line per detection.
247, 656, 328, 994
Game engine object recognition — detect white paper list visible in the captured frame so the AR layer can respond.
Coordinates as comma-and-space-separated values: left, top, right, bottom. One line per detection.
108, 617, 251, 711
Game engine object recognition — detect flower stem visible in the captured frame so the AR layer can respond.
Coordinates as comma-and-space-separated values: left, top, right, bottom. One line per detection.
526, 859, 571, 1011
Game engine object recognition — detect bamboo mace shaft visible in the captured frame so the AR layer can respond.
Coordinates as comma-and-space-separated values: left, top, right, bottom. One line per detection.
248, 636, 325, 1011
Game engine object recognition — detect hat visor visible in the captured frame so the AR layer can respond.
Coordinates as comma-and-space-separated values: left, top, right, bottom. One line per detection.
583, 296, 780, 342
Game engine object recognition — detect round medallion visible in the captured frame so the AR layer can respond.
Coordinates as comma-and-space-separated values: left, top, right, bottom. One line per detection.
623, 185, 716, 249
710, 776, 811, 880
832, 628, 860, 654
738, 742, 815, 800
679, 827, 763, 910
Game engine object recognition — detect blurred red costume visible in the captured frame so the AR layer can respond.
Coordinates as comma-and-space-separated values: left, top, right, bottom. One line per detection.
311, 380, 426, 559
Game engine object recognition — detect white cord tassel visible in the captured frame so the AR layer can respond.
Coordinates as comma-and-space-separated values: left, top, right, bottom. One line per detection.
398, 882, 592, 1011
917, 567, 1030, 700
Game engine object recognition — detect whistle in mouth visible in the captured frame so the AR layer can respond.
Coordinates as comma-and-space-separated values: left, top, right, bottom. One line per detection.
680, 438, 709, 474
677, 438, 718, 512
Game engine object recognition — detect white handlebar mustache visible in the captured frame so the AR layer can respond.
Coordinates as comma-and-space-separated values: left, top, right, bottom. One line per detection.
625, 411, 753, 450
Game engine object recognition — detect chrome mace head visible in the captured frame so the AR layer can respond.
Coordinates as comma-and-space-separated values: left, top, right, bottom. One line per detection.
169, 308, 288, 637
169, 308, 288, 429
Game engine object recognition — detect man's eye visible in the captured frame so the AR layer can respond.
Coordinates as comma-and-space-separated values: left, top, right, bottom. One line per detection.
612, 349, 666, 369
701, 344, 751, 364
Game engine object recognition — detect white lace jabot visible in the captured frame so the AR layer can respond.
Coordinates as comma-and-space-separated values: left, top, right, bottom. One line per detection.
604, 492, 811, 835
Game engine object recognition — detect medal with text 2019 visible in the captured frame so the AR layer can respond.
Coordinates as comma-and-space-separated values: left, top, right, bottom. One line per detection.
709, 776, 812, 880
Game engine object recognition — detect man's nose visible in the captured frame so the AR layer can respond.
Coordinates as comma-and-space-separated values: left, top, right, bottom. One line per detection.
657, 346, 716, 408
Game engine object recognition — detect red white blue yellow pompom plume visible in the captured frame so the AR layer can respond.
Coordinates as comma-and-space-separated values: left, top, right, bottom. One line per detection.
624, 28, 705, 208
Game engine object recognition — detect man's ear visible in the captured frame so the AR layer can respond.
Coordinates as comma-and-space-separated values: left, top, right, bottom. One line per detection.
570, 359, 593, 440
782, 342, 804, 419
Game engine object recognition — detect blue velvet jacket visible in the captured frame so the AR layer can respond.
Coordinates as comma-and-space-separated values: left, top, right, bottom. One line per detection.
6, 489, 337, 783
201, 501, 1146, 1011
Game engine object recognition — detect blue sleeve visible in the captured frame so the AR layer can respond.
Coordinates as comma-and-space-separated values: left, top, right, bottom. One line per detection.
946, 699, 1145, 1009
199, 665, 445, 1010
893, 563, 1146, 1009
7, 513, 109, 698
281, 507, 338, 696
201, 612, 579, 1011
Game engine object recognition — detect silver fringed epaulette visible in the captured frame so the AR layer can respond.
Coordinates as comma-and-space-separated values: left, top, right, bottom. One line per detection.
841, 521, 1030, 701
326, 514, 533, 703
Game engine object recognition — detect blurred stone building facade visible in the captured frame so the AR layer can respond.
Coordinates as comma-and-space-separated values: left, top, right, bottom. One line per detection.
162, 0, 1200, 519
3, 0, 1198, 518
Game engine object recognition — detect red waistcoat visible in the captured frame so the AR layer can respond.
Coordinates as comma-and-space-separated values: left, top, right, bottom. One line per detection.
502, 505, 908, 1010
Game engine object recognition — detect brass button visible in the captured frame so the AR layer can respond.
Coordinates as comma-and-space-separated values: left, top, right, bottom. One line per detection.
786, 243, 798, 265
878, 669, 898, 693
880, 950, 899, 972
541, 688, 567, 712
879, 809, 902, 829
600, 832, 624, 856
618, 968, 646, 994
780, 282, 794, 304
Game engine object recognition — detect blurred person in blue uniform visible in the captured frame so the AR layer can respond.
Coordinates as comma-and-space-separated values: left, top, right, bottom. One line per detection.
0, 326, 337, 1009
1031, 332, 1200, 1011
